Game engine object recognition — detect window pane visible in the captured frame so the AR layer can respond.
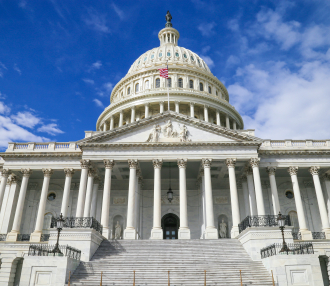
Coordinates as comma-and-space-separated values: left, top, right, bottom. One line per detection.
189, 80, 193, 89
178, 78, 183, 88
200, 83, 203, 91
167, 78, 172, 87
166, 231, 169, 235
172, 231, 175, 235
156, 79, 160, 88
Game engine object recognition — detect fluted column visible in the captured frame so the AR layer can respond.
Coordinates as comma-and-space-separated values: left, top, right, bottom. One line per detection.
216, 111, 220, 126
151, 159, 163, 239
7, 169, 32, 241
90, 177, 99, 219
310, 166, 330, 238
202, 159, 218, 239
0, 168, 10, 211
101, 159, 114, 239
110, 116, 114, 130
226, 114, 230, 128
131, 106, 136, 123
241, 175, 250, 217
266, 167, 281, 215
226, 159, 241, 237
204, 105, 209, 122
76, 159, 90, 217
159, 101, 164, 113
30, 168, 53, 242
288, 167, 313, 240
124, 159, 138, 239
119, 111, 123, 127
190, 103, 195, 118
145, 104, 149, 118
83, 168, 95, 217
250, 158, 265, 215
245, 167, 258, 216
61, 168, 75, 217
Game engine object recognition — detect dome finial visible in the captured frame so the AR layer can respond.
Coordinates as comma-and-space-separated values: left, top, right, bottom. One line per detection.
165, 11, 172, 27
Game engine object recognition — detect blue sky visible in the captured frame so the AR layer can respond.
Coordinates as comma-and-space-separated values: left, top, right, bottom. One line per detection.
1, 0, 330, 149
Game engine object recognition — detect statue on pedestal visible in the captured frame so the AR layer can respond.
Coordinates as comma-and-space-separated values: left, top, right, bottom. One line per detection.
115, 221, 122, 239
219, 219, 227, 238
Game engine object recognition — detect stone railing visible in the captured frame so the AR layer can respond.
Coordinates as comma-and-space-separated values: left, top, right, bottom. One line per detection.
261, 140, 330, 149
6, 142, 81, 152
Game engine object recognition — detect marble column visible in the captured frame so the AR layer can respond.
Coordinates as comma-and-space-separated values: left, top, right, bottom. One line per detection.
83, 168, 96, 217
233, 122, 237, 130
151, 159, 163, 239
190, 103, 195, 118
241, 175, 250, 217
204, 105, 209, 122
245, 166, 258, 216
226, 159, 241, 237
323, 174, 330, 223
0, 168, 10, 211
101, 159, 114, 239
159, 101, 164, 113
103, 122, 107, 132
110, 116, 114, 130
310, 166, 330, 238
61, 168, 75, 217
131, 106, 136, 123
288, 167, 313, 240
216, 111, 220, 126
199, 171, 206, 238
177, 159, 190, 239
124, 159, 138, 239
76, 159, 90, 217
90, 177, 100, 219
266, 167, 281, 215
145, 104, 149, 118
226, 114, 230, 128
30, 168, 53, 242
7, 169, 32, 241
119, 111, 123, 127
134, 172, 142, 239
175, 101, 180, 113
202, 159, 218, 239
250, 158, 265, 215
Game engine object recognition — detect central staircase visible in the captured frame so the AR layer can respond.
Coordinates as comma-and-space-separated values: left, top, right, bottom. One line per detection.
69, 239, 273, 285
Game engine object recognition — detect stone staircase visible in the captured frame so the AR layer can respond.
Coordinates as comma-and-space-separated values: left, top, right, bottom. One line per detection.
69, 239, 273, 286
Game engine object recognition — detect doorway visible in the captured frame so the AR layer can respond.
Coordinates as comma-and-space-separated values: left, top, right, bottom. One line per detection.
162, 213, 180, 239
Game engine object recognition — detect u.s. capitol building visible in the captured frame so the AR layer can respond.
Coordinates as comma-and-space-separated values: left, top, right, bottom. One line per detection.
0, 12, 329, 286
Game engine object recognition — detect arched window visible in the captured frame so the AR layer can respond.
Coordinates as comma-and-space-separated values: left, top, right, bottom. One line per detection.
208, 86, 212, 94
216, 90, 218, 96
127, 87, 131, 95
145, 80, 149, 89
189, 79, 194, 89
178, 78, 183, 88
135, 83, 139, 93
167, 78, 172, 88
200, 82, 204, 91
156, 78, 160, 88
121, 92, 123, 97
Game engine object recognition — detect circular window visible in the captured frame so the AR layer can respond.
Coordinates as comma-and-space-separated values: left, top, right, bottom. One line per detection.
151, 54, 154, 59
144, 57, 147, 61
47, 192, 56, 201
197, 59, 200, 63
167, 52, 171, 56
175, 52, 179, 57
137, 60, 140, 65
191, 56, 194, 61
285, 190, 294, 199
183, 54, 187, 58
159, 53, 162, 57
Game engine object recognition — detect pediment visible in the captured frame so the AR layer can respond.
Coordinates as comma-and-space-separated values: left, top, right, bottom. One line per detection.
79, 112, 261, 146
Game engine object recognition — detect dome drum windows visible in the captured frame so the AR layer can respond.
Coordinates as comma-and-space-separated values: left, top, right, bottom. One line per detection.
135, 83, 140, 93
167, 78, 172, 88
127, 87, 131, 95
175, 52, 179, 57
200, 82, 204, 92
167, 52, 171, 57
156, 78, 160, 88
178, 78, 183, 88
208, 86, 212, 94
189, 79, 194, 89
145, 80, 149, 89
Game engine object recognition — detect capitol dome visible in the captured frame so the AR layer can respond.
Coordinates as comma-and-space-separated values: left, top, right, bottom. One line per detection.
96, 12, 243, 132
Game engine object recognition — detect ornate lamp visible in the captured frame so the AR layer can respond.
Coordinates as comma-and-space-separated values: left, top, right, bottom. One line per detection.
277, 212, 290, 253
167, 163, 173, 203
51, 213, 65, 255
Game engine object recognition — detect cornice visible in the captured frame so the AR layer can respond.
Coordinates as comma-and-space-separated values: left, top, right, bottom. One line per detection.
0, 152, 82, 158
258, 150, 330, 155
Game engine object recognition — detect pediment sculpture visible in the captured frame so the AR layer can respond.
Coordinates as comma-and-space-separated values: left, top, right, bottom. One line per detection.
146, 120, 191, 142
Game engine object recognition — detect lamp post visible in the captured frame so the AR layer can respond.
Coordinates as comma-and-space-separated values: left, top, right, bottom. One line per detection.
51, 213, 64, 256
277, 212, 290, 253
167, 163, 173, 203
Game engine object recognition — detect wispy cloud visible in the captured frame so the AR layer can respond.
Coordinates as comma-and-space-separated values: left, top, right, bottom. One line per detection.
13, 64, 22, 75
87, 61, 102, 72
84, 9, 110, 33
11, 111, 40, 128
198, 22, 216, 37
83, 78, 95, 85
0, 62, 7, 78
200, 55, 214, 68
93, 99, 104, 108
96, 82, 114, 97
111, 3, 125, 20
37, 123, 64, 135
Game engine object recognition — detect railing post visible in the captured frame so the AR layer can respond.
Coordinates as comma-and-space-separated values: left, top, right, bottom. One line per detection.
68, 271, 71, 286
204, 270, 206, 286
271, 270, 275, 286
100, 271, 102, 286
133, 270, 135, 286
240, 270, 243, 286
168, 270, 170, 286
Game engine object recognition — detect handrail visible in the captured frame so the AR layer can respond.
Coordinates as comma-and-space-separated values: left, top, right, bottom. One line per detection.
28, 244, 81, 260
51, 216, 103, 235
261, 242, 313, 258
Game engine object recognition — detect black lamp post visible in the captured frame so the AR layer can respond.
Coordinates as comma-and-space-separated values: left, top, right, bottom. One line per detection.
167, 163, 173, 203
51, 213, 64, 255
277, 212, 290, 253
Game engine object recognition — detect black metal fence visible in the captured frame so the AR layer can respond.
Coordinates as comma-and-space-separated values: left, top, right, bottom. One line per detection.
238, 215, 291, 233
292, 231, 326, 240
0, 234, 6, 241
261, 242, 314, 259
28, 244, 81, 260
51, 217, 103, 234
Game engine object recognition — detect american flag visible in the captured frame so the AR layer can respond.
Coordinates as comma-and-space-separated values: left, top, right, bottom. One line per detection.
158, 68, 168, 79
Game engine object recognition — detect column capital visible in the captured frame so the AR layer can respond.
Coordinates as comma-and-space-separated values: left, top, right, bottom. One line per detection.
80, 159, 91, 169
244, 166, 253, 175
250, 158, 260, 168
88, 168, 96, 177
42, 168, 53, 177
309, 166, 320, 176
204, 105, 209, 109
226, 158, 236, 168
152, 159, 163, 169
266, 167, 276, 176
175, 101, 180, 104
104, 159, 115, 169
1, 168, 10, 178
64, 168, 75, 177
202, 158, 212, 168
131, 106, 135, 110
21, 168, 33, 177
8, 174, 19, 184
128, 159, 138, 169
177, 159, 187, 168
144, 103, 149, 107
190, 102, 195, 106
288, 166, 298, 176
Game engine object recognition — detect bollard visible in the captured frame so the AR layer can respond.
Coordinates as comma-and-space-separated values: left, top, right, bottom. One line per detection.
168, 270, 170, 286
204, 270, 206, 286
271, 270, 275, 286
133, 270, 135, 286
240, 270, 243, 286
100, 271, 102, 286
68, 271, 71, 286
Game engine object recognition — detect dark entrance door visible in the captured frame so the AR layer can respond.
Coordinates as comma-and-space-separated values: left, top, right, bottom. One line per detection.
162, 213, 179, 239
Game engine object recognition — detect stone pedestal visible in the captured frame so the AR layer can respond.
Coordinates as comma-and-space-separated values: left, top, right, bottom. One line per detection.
6, 231, 19, 242
178, 228, 191, 239
300, 229, 313, 240
204, 228, 218, 239
29, 231, 42, 243
150, 228, 163, 239
123, 228, 136, 240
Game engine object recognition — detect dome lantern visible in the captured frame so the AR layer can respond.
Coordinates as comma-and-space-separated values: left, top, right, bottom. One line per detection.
158, 11, 180, 47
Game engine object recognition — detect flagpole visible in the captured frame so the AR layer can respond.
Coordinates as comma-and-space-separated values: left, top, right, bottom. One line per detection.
167, 61, 170, 111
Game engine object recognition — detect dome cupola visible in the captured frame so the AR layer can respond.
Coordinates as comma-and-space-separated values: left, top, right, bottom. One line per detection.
158, 11, 180, 47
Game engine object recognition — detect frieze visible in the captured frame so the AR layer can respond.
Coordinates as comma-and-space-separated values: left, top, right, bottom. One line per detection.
113, 196, 127, 205
214, 196, 229, 204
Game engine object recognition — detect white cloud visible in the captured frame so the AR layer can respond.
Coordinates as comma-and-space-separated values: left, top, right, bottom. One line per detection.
11, 111, 41, 128
93, 99, 104, 108
226, 55, 241, 67
37, 123, 64, 135
0, 62, 7, 78
200, 55, 214, 68
103, 82, 114, 92
84, 10, 110, 33
0, 101, 11, 114
91, 61, 102, 70
13, 63, 22, 75
198, 22, 216, 37
111, 3, 125, 20
83, 78, 95, 85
